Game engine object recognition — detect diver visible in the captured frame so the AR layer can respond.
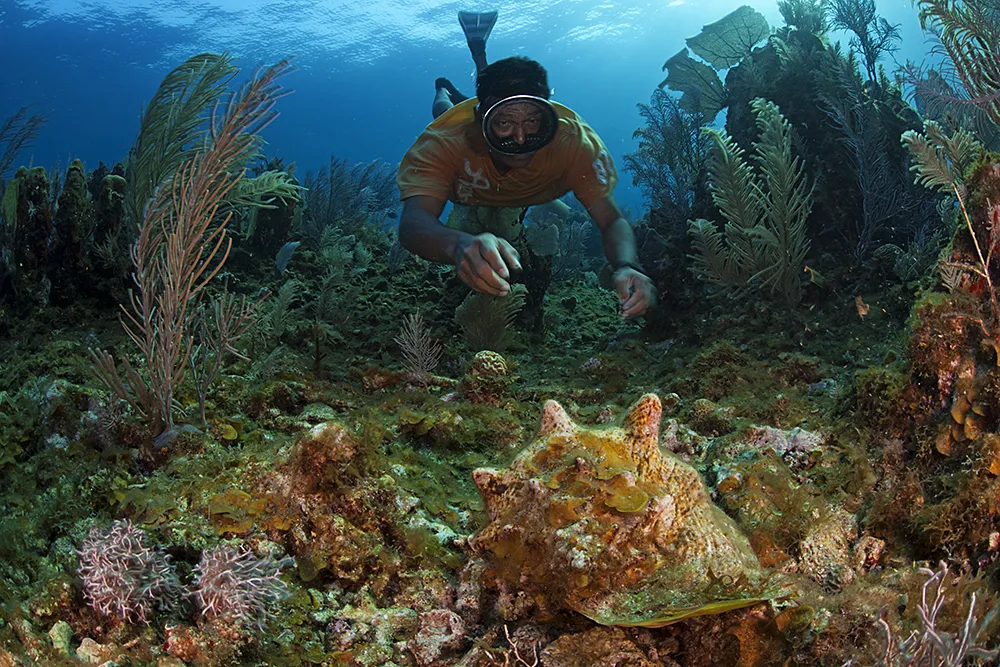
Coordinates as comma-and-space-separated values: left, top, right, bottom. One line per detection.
397, 10, 656, 327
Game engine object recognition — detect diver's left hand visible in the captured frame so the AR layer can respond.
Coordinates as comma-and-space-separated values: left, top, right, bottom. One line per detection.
613, 268, 657, 319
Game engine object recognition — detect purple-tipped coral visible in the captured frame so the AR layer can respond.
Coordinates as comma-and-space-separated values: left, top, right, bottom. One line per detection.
192, 546, 294, 629
77, 520, 182, 624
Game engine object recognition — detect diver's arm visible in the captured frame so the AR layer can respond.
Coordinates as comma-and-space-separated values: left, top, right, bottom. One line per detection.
586, 194, 641, 270
398, 195, 466, 264
398, 196, 521, 296
586, 194, 656, 319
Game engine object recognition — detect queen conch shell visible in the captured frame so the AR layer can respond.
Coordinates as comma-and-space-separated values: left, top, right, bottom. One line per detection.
470, 394, 781, 626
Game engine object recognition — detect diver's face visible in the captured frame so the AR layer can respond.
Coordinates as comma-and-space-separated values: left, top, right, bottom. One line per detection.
486, 102, 543, 169
488, 102, 544, 146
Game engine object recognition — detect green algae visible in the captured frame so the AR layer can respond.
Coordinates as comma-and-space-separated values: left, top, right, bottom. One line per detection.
0, 55, 999, 667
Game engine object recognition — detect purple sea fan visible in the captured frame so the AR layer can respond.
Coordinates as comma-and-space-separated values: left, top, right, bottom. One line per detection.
77, 519, 182, 624
192, 545, 294, 630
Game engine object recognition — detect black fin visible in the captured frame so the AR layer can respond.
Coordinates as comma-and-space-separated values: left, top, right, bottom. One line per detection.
458, 10, 498, 44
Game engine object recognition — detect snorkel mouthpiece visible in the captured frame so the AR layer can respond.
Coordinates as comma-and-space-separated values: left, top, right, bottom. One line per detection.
481, 94, 558, 156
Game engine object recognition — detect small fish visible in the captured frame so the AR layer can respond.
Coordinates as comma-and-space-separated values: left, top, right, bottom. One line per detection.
808, 378, 836, 395
152, 424, 202, 451
803, 265, 824, 286
275, 241, 301, 275
855, 296, 869, 319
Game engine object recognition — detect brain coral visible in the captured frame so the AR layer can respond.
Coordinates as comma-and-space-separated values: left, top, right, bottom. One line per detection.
470, 393, 779, 626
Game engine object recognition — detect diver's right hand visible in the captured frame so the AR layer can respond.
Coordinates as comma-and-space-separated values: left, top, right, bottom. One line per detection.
454, 233, 522, 297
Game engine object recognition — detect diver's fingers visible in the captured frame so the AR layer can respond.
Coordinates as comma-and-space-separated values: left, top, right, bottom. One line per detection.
460, 256, 510, 296
616, 272, 657, 319
456, 234, 509, 295
621, 291, 647, 319
497, 239, 522, 272
470, 246, 512, 294
458, 262, 492, 295
621, 289, 642, 311
478, 238, 513, 280
612, 272, 634, 303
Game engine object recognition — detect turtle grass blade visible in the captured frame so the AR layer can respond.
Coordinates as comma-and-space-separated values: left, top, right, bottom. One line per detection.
579, 584, 797, 628
579, 597, 773, 628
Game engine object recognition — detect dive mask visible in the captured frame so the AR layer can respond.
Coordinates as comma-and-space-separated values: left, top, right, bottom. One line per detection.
481, 94, 558, 155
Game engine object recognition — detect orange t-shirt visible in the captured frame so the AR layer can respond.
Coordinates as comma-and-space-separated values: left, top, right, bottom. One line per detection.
397, 98, 617, 209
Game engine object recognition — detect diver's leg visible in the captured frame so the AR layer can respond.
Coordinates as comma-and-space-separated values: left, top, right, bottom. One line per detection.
536, 199, 572, 223
432, 77, 468, 119
468, 40, 489, 75
432, 88, 453, 119
437, 77, 467, 102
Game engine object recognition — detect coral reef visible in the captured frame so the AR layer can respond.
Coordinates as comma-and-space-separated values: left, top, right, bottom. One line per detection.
5, 12, 1000, 666
50, 158, 90, 304
7, 166, 53, 308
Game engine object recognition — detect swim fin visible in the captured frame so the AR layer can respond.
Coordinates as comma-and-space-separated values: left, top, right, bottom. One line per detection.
458, 10, 498, 45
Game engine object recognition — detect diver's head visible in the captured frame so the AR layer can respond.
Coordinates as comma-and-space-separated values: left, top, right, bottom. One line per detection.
476, 57, 557, 166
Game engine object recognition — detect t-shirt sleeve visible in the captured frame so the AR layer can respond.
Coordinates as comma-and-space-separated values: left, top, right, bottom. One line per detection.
396, 133, 454, 202
564, 123, 618, 208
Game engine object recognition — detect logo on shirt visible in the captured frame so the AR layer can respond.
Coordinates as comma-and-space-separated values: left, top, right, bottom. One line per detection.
456, 158, 491, 202
592, 150, 612, 186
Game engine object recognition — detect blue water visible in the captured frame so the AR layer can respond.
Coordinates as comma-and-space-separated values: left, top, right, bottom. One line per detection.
1, 0, 931, 212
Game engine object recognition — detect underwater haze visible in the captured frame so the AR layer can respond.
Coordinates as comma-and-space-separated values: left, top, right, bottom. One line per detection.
2, 0, 928, 211
9, 0, 1000, 662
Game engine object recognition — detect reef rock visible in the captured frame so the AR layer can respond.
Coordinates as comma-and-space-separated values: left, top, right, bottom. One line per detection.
470, 394, 777, 626
541, 626, 671, 666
